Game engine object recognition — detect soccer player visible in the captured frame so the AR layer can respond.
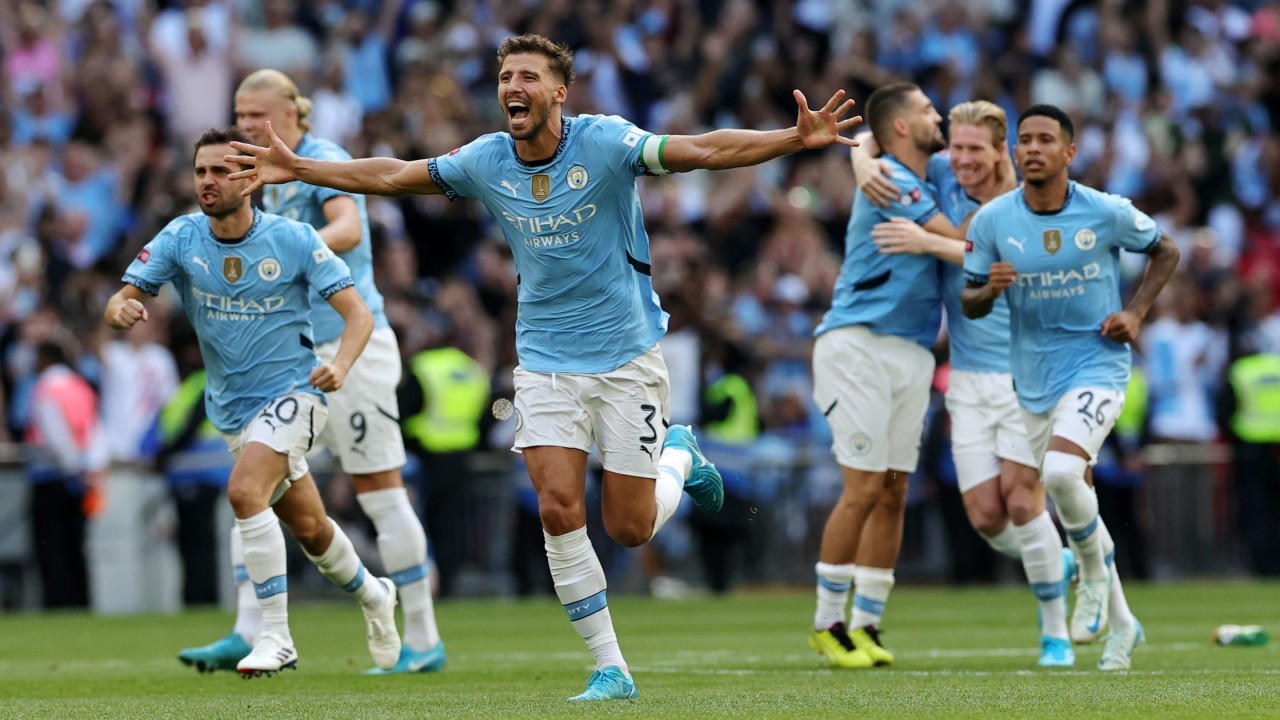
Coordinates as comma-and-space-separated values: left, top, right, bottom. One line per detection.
177, 69, 446, 676
807, 82, 955, 669
225, 34, 862, 700
104, 128, 402, 677
963, 105, 1179, 670
851, 101, 1077, 667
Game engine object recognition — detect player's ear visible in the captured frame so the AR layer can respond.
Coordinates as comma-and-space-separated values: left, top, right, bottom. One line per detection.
553, 83, 568, 104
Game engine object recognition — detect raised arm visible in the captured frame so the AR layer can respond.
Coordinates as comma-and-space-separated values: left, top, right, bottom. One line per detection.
873, 214, 968, 265
849, 130, 899, 208
104, 284, 151, 329
319, 196, 363, 253
228, 121, 441, 197
310, 286, 373, 392
1100, 234, 1181, 343
658, 89, 862, 172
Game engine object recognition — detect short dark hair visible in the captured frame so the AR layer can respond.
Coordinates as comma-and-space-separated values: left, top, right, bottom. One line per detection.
865, 82, 920, 147
36, 340, 68, 368
192, 127, 252, 164
497, 34, 575, 86
1017, 104, 1074, 142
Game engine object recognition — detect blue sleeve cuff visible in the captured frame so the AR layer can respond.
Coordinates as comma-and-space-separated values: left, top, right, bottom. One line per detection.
427, 158, 459, 201
912, 206, 940, 226
122, 274, 161, 296
964, 271, 989, 284
319, 278, 354, 299
1137, 229, 1162, 255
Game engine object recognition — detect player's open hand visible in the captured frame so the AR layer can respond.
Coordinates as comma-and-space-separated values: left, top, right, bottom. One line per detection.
109, 297, 148, 329
226, 121, 299, 197
794, 89, 863, 150
1101, 310, 1141, 344
873, 217, 929, 254
310, 362, 347, 392
858, 159, 899, 208
988, 262, 1017, 292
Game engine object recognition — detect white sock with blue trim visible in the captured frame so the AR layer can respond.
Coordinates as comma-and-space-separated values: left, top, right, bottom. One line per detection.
1095, 518, 1135, 630
237, 508, 290, 643
229, 523, 264, 644
358, 487, 440, 651
850, 566, 894, 629
1014, 511, 1067, 638
981, 524, 1023, 559
545, 527, 626, 672
305, 518, 387, 609
814, 562, 856, 630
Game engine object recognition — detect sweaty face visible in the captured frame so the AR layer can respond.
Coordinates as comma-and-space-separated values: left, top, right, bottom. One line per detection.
1015, 115, 1074, 185
906, 90, 946, 155
193, 144, 248, 219
234, 89, 294, 146
948, 124, 1000, 190
497, 53, 564, 141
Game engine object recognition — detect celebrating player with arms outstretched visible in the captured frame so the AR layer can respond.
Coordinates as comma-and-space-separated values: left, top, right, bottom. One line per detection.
105, 128, 401, 677
225, 34, 862, 700
963, 105, 1179, 670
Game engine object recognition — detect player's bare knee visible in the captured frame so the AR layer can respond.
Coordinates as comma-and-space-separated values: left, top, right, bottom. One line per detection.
538, 495, 585, 536
604, 519, 650, 548
226, 481, 264, 518
284, 513, 332, 554
968, 507, 1007, 537
1005, 494, 1040, 526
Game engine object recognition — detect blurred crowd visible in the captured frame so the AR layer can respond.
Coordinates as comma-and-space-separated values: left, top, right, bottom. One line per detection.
3, 0, 1280, 602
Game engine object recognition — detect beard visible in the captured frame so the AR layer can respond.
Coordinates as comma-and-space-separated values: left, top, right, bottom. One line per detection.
508, 100, 553, 141
919, 129, 947, 155
201, 194, 244, 219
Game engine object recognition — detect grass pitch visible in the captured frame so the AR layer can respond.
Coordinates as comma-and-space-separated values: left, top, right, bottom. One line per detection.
1, 580, 1277, 719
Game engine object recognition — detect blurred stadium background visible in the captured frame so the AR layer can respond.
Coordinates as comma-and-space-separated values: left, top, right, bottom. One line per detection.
1, 0, 1280, 618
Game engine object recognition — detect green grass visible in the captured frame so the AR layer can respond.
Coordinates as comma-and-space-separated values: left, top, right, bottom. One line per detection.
1, 581, 1278, 718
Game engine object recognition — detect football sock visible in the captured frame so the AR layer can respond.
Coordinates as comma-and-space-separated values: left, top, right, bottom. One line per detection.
1096, 519, 1134, 630
851, 566, 895, 629
545, 527, 626, 673
304, 518, 388, 609
358, 488, 440, 651
230, 523, 264, 644
814, 562, 856, 630
981, 524, 1022, 560
651, 452, 687, 540
1015, 511, 1068, 638
237, 508, 291, 643
1042, 451, 1107, 581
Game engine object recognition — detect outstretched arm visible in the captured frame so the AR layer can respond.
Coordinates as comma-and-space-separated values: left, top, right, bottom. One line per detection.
228, 121, 442, 197
1100, 235, 1181, 343
658, 90, 862, 172
849, 131, 900, 208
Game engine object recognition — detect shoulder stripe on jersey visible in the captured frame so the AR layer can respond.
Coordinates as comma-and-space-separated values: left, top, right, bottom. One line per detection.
641, 135, 671, 175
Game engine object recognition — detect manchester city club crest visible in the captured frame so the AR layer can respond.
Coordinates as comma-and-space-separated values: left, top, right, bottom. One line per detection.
258, 257, 282, 281
1074, 227, 1097, 251
532, 173, 551, 203
223, 256, 243, 283
1043, 229, 1062, 254
567, 165, 589, 190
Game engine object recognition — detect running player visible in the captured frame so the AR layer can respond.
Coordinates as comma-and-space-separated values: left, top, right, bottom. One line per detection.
807, 82, 955, 670
224, 34, 862, 699
963, 105, 1179, 670
178, 69, 446, 676
851, 101, 1077, 667
105, 128, 401, 677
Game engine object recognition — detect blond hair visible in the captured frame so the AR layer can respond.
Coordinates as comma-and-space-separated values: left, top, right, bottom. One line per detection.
237, 69, 313, 132
948, 100, 1006, 148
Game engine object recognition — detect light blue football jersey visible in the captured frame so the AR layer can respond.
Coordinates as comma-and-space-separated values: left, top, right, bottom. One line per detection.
262, 133, 387, 345
815, 153, 943, 347
122, 211, 354, 433
928, 153, 1011, 373
964, 181, 1161, 413
428, 114, 667, 373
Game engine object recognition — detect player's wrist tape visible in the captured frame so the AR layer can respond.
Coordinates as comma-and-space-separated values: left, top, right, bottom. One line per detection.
642, 134, 671, 175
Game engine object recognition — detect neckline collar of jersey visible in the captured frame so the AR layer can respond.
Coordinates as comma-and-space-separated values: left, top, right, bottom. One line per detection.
511, 116, 573, 168
1019, 180, 1076, 216
206, 209, 261, 245
881, 152, 927, 180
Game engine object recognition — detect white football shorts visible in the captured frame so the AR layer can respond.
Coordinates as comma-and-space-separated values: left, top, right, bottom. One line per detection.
945, 370, 1039, 493
313, 327, 408, 475
512, 345, 671, 479
224, 392, 329, 504
1021, 386, 1126, 465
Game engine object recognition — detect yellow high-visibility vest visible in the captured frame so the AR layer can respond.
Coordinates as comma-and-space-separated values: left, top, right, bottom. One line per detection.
1229, 354, 1280, 443
404, 348, 490, 452
703, 373, 759, 445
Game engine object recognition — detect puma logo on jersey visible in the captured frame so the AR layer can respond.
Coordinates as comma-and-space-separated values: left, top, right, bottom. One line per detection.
192, 256, 211, 273
500, 180, 520, 197
1005, 237, 1026, 253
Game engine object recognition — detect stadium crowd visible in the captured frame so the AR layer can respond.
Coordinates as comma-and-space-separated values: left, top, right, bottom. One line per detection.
3, 0, 1280, 606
